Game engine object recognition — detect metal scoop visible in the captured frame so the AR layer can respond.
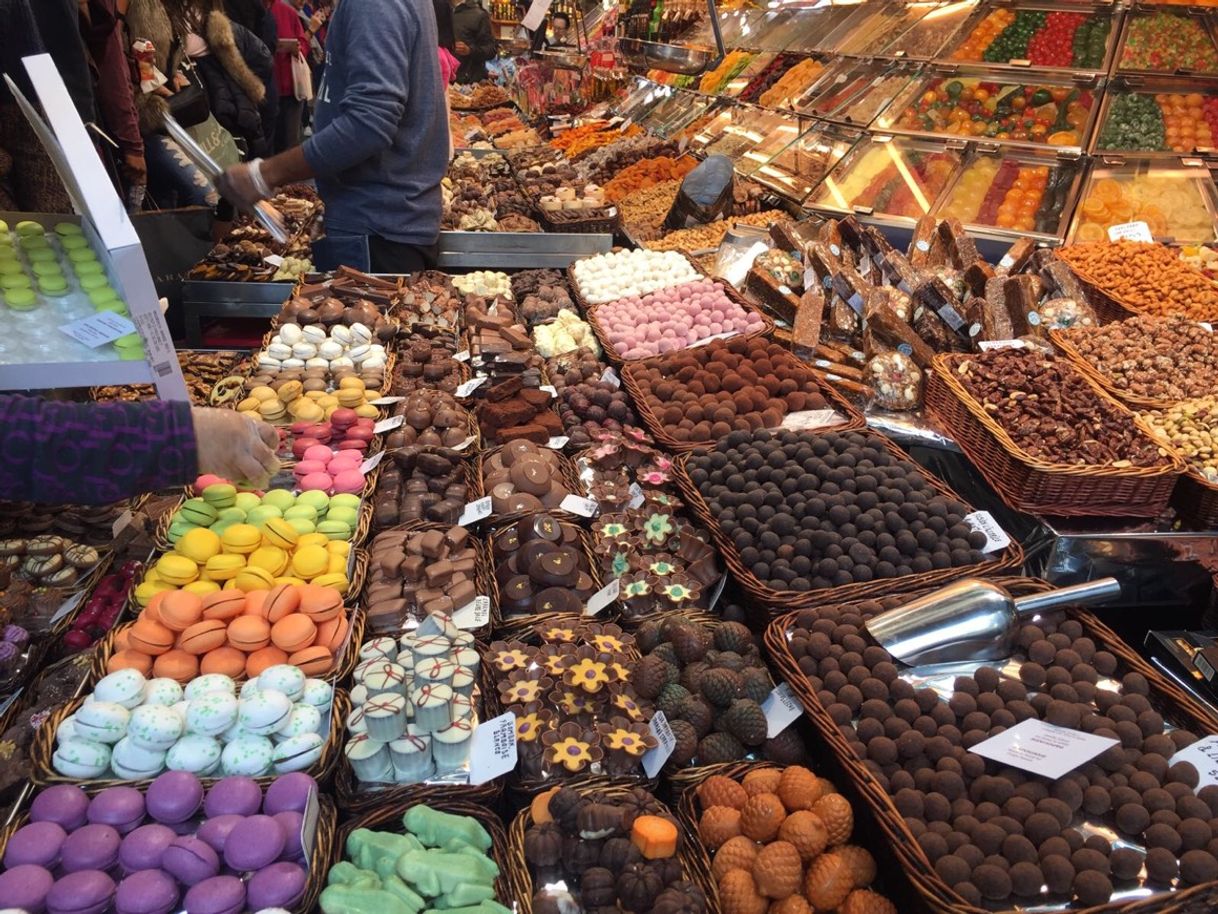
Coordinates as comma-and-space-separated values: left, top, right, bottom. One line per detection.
865, 577, 1121, 666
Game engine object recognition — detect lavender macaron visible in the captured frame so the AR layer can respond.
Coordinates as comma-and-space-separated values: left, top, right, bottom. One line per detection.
45, 869, 116, 914
29, 785, 89, 831
59, 824, 121, 873
118, 823, 176, 874
161, 836, 220, 886
202, 776, 263, 817
3, 821, 67, 869
246, 861, 307, 909
272, 811, 305, 860
223, 815, 285, 872
146, 770, 203, 824
261, 772, 317, 815
183, 874, 246, 914
195, 814, 243, 856
115, 869, 179, 914
86, 786, 146, 834
0, 863, 54, 913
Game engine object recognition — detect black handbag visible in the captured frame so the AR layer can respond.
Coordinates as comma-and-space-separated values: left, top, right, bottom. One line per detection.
166, 38, 210, 128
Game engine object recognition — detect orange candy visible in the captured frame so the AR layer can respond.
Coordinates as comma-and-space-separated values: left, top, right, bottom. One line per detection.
152, 648, 199, 683
752, 841, 802, 899
245, 646, 290, 678
630, 815, 678, 860
158, 591, 204, 632
740, 794, 786, 842
128, 618, 174, 656
271, 615, 317, 653
243, 590, 270, 619
179, 619, 228, 655
228, 616, 272, 652
316, 614, 349, 652
288, 645, 333, 676
297, 585, 342, 622
200, 646, 247, 677
699, 775, 749, 810
107, 649, 152, 676
201, 591, 246, 622
264, 584, 301, 623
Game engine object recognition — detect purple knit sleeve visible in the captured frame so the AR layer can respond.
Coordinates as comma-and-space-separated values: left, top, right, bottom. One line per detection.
0, 395, 198, 505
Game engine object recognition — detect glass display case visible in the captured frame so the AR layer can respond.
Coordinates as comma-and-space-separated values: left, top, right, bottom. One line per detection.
1114, 8, 1218, 76
807, 136, 964, 222
720, 52, 778, 98
1092, 82, 1218, 155
735, 114, 807, 175
777, 4, 860, 55
939, 1, 1117, 73
747, 8, 803, 52
934, 147, 1085, 239
746, 123, 863, 202
876, 70, 1100, 152
611, 78, 671, 122
878, 0, 979, 60
830, 66, 919, 127
830, 2, 936, 56
792, 59, 893, 121
1067, 157, 1218, 243
702, 107, 791, 159
639, 89, 723, 138
744, 56, 829, 109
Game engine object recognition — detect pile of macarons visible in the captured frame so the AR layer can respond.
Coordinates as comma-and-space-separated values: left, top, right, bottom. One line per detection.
236, 377, 382, 426
290, 444, 367, 497
165, 481, 362, 547
0, 770, 319, 914
282, 412, 376, 461
54, 666, 333, 780
113, 583, 351, 681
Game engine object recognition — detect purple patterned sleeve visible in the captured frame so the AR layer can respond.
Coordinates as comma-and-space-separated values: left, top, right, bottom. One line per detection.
0, 395, 198, 505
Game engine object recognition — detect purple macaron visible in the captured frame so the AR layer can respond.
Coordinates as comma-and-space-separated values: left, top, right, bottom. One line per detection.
0, 863, 55, 913
146, 770, 204, 824
203, 776, 263, 817
30, 785, 90, 831
3, 821, 67, 869
87, 786, 146, 834
261, 772, 317, 815
224, 815, 286, 872
195, 814, 243, 856
45, 869, 116, 914
273, 810, 305, 860
162, 835, 220, 886
115, 869, 180, 914
246, 861, 307, 909
118, 823, 177, 874
60, 824, 121, 873
184, 874, 246, 914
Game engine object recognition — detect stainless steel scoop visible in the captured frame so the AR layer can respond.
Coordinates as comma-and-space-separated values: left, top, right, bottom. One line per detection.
865, 577, 1121, 666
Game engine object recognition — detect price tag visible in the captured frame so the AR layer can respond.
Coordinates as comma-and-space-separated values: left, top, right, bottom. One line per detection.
1107, 221, 1154, 243
915, 239, 931, 253
964, 511, 1011, 553
60, 312, 138, 348
455, 377, 487, 398
978, 340, 1026, 351
628, 482, 645, 509
369, 396, 405, 406
584, 577, 621, 617
453, 350, 471, 362
706, 571, 729, 610
938, 303, 966, 331
560, 494, 599, 517
264, 254, 285, 267
453, 595, 491, 630
546, 436, 570, 450
360, 450, 386, 474
690, 330, 740, 348
761, 683, 804, 738
1202, 323, 1214, 333
111, 509, 135, 539
642, 711, 676, 778
0, 688, 23, 719
1171, 736, 1218, 793
452, 435, 477, 452
803, 268, 816, 290
373, 415, 404, 434
972, 719, 1118, 779
781, 409, 842, 431
778, 285, 793, 297
50, 591, 87, 627
601, 366, 621, 388
459, 496, 492, 526
539, 385, 557, 398
469, 712, 518, 785
300, 785, 319, 862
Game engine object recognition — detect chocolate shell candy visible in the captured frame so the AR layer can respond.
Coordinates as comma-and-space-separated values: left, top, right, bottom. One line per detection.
580, 868, 617, 907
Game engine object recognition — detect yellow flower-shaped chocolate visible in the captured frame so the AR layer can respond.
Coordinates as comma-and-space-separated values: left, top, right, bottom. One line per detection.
565, 657, 612, 693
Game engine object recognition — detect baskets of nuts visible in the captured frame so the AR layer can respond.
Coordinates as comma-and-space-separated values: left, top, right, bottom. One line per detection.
1140, 396, 1218, 529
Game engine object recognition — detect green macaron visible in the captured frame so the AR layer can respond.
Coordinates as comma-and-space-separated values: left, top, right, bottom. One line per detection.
5, 288, 38, 311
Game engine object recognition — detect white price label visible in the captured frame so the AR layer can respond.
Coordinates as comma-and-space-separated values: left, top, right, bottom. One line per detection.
264, 254, 285, 267
1107, 221, 1154, 243
1171, 736, 1218, 793
690, 330, 740, 348
584, 577, 621, 617
468, 712, 517, 785
803, 268, 816, 290
560, 494, 599, 517
373, 415, 404, 434
761, 683, 803, 738
642, 711, 676, 778
369, 396, 405, 406
1202, 323, 1214, 333
539, 385, 557, 398
964, 511, 1011, 553
459, 496, 492, 526
455, 377, 487, 398
300, 785, 319, 862
978, 339, 1027, 351
971, 719, 1118, 779
60, 312, 138, 348
706, 571, 729, 610
780, 409, 842, 431
453, 350, 471, 362
452, 435, 477, 452
778, 285, 793, 297
111, 509, 135, 539
601, 366, 621, 388
50, 591, 87, 627
453, 595, 492, 630
360, 450, 386, 474
628, 482, 645, 509
546, 436, 570, 449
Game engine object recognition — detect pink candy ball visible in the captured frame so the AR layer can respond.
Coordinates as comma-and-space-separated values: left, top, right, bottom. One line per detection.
291, 437, 320, 461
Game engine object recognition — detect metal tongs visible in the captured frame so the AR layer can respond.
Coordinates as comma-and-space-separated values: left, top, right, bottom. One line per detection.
164, 115, 289, 244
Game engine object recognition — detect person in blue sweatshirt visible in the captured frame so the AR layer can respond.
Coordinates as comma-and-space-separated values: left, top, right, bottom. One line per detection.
215, 0, 450, 272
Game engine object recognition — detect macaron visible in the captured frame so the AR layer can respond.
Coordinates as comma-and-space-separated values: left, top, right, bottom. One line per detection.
146, 770, 204, 824
126, 704, 183, 751
287, 645, 332, 676
0, 864, 55, 913
186, 693, 238, 737
257, 665, 306, 702
261, 771, 318, 815
144, 678, 184, 706
219, 736, 274, 777
227, 616, 271, 652
162, 836, 220, 886
52, 739, 112, 778
46, 869, 115, 914
60, 824, 121, 872
118, 823, 176, 874
184, 674, 236, 701
110, 737, 167, 780
270, 615, 316, 653
223, 815, 285, 871
165, 735, 222, 777
238, 689, 292, 736
200, 646, 247, 677
3, 821, 67, 868
29, 785, 89, 831
276, 704, 321, 740
300, 679, 333, 710
203, 776, 263, 817
93, 669, 147, 709
115, 869, 179, 914
183, 874, 245, 914
272, 732, 325, 774
73, 701, 130, 744
86, 787, 145, 834
5, 287, 37, 310
196, 814, 242, 856
272, 810, 305, 860
246, 861, 307, 909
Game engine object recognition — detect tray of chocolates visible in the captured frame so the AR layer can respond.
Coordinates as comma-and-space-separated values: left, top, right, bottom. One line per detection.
490, 513, 602, 622
391, 332, 468, 397
480, 443, 583, 527
370, 447, 479, 530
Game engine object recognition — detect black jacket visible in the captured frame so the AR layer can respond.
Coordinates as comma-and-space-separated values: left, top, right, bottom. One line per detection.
197, 22, 272, 157
452, 0, 496, 83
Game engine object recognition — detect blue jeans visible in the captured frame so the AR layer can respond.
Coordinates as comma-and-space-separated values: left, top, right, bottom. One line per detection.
145, 134, 217, 208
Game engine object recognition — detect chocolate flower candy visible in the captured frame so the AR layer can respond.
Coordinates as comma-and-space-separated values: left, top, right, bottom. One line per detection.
588, 623, 633, 654
510, 701, 554, 744
542, 720, 603, 773
488, 640, 533, 672
639, 513, 676, 547
537, 643, 576, 677
499, 669, 553, 705
598, 717, 657, 757
565, 655, 613, 694
611, 688, 649, 722
551, 687, 600, 720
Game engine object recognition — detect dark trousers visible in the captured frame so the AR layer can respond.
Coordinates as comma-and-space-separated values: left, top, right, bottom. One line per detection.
313, 231, 438, 273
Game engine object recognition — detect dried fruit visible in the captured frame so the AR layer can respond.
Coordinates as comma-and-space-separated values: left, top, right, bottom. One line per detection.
836, 845, 878, 888
720, 868, 768, 914
804, 853, 853, 910
812, 793, 853, 845
740, 793, 787, 842
699, 774, 749, 810
699, 806, 742, 849
777, 810, 828, 862
839, 888, 898, 914
752, 841, 803, 899
776, 766, 819, 812
713, 835, 760, 882
742, 768, 783, 796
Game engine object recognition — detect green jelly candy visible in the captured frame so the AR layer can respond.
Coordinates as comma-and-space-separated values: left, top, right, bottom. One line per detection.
328, 862, 372, 887
61, 234, 89, 250
446, 846, 498, 884
55, 222, 82, 236
394, 850, 441, 897
435, 882, 495, 908
320, 885, 413, 914
381, 875, 426, 913
16, 220, 43, 237
74, 259, 103, 276
26, 247, 56, 264
403, 806, 492, 852
68, 246, 97, 263
349, 828, 416, 876
1, 273, 32, 290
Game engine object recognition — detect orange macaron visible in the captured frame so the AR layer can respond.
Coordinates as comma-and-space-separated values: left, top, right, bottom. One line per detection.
245, 645, 290, 677
316, 614, 349, 653
200, 646, 248, 677
228, 615, 272, 652
243, 590, 271, 619
201, 590, 246, 622
288, 645, 333, 676
297, 585, 342, 623
144, 591, 168, 625
263, 584, 302, 623
270, 615, 317, 653
178, 619, 228, 655
159, 591, 204, 632
128, 618, 174, 656
107, 649, 152, 676
152, 648, 199, 683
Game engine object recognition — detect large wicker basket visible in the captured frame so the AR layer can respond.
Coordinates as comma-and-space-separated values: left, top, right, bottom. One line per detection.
672, 431, 1024, 614
476, 446, 586, 529
485, 518, 606, 626
763, 578, 1218, 914
926, 352, 1185, 517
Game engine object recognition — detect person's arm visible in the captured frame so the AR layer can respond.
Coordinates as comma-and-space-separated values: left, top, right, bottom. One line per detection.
0, 396, 279, 504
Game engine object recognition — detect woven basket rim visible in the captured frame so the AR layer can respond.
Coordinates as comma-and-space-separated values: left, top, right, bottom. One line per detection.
1050, 324, 1206, 411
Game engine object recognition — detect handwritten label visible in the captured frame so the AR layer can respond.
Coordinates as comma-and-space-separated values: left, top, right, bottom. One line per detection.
642, 711, 676, 777
1171, 736, 1218, 793
1107, 221, 1154, 243
373, 415, 404, 434
263, 254, 285, 268
546, 436, 570, 450
458, 496, 492, 526
369, 396, 405, 406
111, 509, 135, 539
762, 683, 803, 738
584, 577, 621, 617
300, 785, 319, 862
455, 377, 487, 398
360, 450, 386, 474
60, 312, 138, 348
781, 409, 842, 431
965, 511, 1011, 553
453, 595, 491, 630
468, 712, 517, 785
560, 494, 599, 517
978, 339, 1027, 351
601, 366, 621, 388
972, 719, 1118, 779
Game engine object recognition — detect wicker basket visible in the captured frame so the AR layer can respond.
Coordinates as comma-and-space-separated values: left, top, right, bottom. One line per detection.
535, 202, 622, 235
486, 518, 606, 626
506, 778, 716, 914
476, 446, 586, 529
333, 797, 519, 903
31, 689, 350, 793
368, 450, 483, 536
621, 340, 865, 453
1171, 470, 1218, 530
763, 578, 1218, 914
926, 352, 1185, 517
333, 641, 504, 810
672, 432, 1024, 614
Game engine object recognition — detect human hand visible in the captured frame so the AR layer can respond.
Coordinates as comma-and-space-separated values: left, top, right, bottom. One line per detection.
191, 408, 280, 488
122, 152, 147, 184
215, 161, 267, 211
173, 71, 189, 90
455, 40, 471, 56
309, 12, 324, 31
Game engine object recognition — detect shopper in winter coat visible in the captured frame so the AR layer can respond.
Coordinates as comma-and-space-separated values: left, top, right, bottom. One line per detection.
451, 0, 496, 83
196, 19, 272, 155
265, 0, 308, 151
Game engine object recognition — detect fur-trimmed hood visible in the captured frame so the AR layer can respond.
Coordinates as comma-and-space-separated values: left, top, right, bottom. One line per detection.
125, 1, 265, 133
